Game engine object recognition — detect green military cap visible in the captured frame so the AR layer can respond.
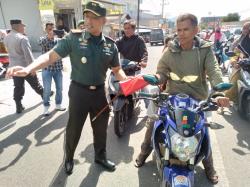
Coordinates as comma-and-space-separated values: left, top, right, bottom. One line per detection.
77, 19, 85, 26
83, 1, 106, 17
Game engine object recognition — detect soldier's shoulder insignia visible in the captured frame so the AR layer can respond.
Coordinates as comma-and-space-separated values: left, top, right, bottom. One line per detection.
71, 29, 83, 34
104, 36, 115, 43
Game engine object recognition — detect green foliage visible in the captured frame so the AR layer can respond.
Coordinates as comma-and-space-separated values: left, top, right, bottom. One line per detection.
222, 13, 240, 22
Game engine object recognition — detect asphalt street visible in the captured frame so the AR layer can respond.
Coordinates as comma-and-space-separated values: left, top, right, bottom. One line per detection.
0, 45, 250, 187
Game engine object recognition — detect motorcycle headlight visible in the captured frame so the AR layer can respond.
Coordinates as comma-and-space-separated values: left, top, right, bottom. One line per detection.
170, 132, 199, 162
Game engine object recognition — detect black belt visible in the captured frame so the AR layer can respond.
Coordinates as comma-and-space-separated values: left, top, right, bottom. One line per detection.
72, 80, 104, 90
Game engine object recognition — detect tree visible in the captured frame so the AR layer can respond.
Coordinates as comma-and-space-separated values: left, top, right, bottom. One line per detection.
222, 13, 240, 22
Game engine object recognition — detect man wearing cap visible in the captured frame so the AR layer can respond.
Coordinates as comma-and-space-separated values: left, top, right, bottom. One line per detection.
77, 19, 85, 30
6, 1, 127, 174
4, 19, 44, 113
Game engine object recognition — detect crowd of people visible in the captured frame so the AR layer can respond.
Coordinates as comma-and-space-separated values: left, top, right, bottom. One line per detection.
3, 0, 250, 185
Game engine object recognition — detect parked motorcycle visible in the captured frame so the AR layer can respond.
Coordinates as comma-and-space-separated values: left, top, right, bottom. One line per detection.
138, 82, 232, 187
214, 41, 230, 72
237, 59, 250, 120
108, 59, 141, 137
226, 49, 250, 121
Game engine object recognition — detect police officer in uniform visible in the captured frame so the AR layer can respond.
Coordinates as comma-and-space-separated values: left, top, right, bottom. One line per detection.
4, 19, 44, 113
6, 1, 127, 174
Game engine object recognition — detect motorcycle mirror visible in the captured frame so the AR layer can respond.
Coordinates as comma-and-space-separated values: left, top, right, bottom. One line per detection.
213, 82, 233, 92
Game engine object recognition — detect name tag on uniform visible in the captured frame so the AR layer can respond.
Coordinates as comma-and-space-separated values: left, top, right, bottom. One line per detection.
79, 43, 88, 49
103, 48, 113, 55
79, 38, 88, 49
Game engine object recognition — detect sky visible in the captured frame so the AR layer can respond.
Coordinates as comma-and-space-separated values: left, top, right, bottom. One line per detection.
140, 0, 250, 20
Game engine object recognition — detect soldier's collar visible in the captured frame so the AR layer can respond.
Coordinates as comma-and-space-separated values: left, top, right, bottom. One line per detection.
83, 31, 105, 43
83, 31, 91, 40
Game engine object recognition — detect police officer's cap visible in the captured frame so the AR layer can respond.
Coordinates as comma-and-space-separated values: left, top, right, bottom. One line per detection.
83, 1, 106, 17
10, 19, 26, 26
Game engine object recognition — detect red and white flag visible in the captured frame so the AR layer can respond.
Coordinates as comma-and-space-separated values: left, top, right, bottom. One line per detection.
119, 75, 148, 96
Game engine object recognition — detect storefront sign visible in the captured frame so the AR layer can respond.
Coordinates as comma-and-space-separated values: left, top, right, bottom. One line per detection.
40, 10, 55, 29
39, 0, 54, 10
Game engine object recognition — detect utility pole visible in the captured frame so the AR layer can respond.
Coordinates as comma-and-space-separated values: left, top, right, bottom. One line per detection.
0, 1, 7, 28
161, 0, 165, 18
137, 0, 140, 33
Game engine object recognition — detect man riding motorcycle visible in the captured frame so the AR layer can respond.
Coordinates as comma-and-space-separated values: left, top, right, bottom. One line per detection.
115, 19, 149, 106
135, 13, 230, 185
116, 19, 148, 69
225, 22, 250, 106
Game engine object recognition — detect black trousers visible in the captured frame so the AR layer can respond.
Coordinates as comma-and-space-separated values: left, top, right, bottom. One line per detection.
13, 74, 43, 102
65, 81, 110, 160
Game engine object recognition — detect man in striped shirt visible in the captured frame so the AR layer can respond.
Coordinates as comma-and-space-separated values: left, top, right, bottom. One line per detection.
39, 22, 65, 116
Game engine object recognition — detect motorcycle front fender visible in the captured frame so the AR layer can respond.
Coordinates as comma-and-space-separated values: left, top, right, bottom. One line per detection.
112, 97, 127, 112
162, 165, 194, 187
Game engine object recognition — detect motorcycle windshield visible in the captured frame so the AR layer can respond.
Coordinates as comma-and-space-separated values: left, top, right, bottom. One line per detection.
170, 108, 200, 137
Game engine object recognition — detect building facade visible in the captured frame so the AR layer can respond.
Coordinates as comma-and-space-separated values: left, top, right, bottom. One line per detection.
0, 0, 82, 51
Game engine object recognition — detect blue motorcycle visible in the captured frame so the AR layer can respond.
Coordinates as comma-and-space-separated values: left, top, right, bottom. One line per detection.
138, 83, 232, 187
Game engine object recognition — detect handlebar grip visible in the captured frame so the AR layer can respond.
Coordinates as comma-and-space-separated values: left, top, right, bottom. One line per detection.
138, 92, 158, 98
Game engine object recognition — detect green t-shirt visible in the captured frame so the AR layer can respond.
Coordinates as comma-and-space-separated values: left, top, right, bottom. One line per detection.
54, 30, 120, 85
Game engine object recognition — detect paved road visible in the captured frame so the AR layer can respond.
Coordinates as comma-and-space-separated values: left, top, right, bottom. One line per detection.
0, 45, 249, 187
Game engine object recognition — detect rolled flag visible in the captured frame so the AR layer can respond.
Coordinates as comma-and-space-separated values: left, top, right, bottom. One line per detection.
119, 75, 148, 96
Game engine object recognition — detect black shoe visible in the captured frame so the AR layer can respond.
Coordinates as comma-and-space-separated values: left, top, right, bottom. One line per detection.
16, 101, 25, 114
16, 105, 25, 113
95, 158, 116, 171
64, 159, 74, 175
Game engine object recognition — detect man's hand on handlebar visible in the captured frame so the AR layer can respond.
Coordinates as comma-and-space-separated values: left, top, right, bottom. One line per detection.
214, 96, 230, 107
142, 74, 160, 85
